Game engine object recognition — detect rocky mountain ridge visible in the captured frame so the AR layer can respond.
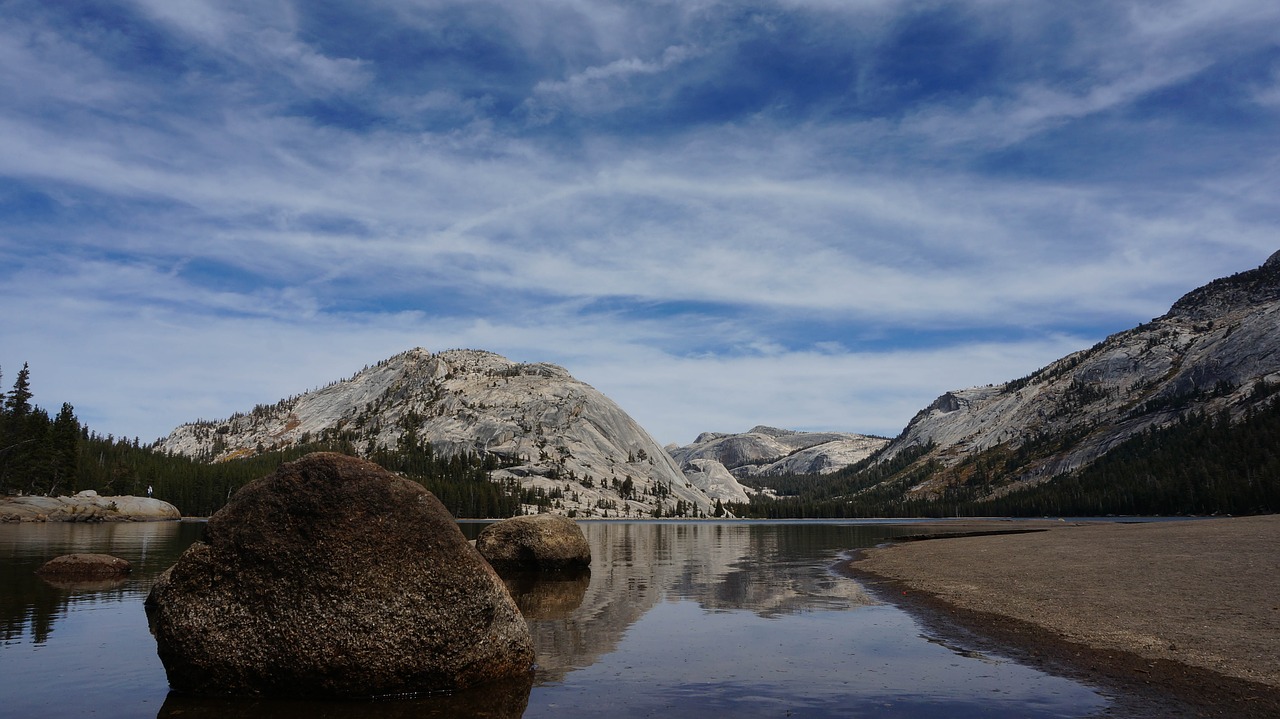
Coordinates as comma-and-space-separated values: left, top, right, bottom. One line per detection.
875, 250, 1280, 501
667, 426, 888, 502
159, 348, 724, 518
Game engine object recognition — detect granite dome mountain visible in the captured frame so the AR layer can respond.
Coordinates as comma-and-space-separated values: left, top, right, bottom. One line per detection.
159, 349, 727, 518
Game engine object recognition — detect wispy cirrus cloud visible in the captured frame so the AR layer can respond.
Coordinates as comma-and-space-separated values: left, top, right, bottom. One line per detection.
1, 0, 1278, 443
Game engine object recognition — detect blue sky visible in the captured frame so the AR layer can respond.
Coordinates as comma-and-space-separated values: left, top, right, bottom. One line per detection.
2, 0, 1278, 446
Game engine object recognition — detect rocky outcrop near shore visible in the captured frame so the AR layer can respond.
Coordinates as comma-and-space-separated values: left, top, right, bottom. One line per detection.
0, 490, 180, 522
146, 452, 534, 698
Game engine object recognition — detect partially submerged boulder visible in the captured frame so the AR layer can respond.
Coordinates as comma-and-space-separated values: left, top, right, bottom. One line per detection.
145, 452, 534, 698
36, 553, 132, 578
476, 514, 592, 574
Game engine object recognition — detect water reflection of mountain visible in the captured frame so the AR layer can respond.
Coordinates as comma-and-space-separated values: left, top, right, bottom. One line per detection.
517, 522, 902, 681
4, 520, 910, 691
0, 521, 202, 645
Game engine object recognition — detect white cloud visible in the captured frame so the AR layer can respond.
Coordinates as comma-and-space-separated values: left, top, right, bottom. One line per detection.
125, 0, 238, 44
525, 45, 703, 121
1125, 0, 1280, 47
897, 59, 1210, 151
535, 45, 700, 95
125, 0, 370, 96
3, 0, 1279, 448
0, 260, 1091, 445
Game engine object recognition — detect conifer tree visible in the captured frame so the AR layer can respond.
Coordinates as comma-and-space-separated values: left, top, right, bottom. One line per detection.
1, 363, 42, 494
50, 403, 80, 494
5, 363, 32, 418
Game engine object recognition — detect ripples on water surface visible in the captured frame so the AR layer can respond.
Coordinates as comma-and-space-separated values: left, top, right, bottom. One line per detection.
0, 520, 1107, 718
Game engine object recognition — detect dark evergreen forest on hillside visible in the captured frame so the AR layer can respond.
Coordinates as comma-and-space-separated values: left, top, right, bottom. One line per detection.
729, 395, 1280, 518
0, 364, 521, 518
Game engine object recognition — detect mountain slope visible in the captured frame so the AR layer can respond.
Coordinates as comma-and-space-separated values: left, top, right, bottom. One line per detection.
871, 250, 1280, 504
159, 348, 719, 518
668, 426, 888, 502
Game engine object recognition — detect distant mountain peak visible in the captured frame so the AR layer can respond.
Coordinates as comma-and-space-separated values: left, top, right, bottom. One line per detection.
669, 426, 888, 494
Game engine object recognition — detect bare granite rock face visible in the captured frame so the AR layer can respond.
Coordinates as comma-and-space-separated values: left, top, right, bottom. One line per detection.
36, 553, 132, 577
875, 251, 1280, 499
145, 452, 534, 698
157, 348, 718, 518
678, 458, 754, 504
476, 514, 591, 574
667, 426, 888, 499
0, 491, 180, 522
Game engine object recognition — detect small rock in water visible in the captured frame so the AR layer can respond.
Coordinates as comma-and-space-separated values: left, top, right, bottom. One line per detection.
36, 553, 132, 577
145, 452, 534, 698
476, 514, 592, 574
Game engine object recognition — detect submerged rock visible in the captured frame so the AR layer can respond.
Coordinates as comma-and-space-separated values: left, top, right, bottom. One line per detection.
36, 553, 132, 577
476, 514, 592, 574
145, 452, 534, 698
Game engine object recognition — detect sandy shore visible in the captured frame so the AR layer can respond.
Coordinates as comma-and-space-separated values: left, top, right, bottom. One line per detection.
850, 515, 1280, 718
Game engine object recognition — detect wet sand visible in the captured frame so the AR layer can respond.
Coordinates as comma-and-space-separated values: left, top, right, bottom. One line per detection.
849, 515, 1280, 718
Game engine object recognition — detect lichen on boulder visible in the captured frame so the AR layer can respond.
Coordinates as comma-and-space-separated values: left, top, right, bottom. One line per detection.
476, 514, 592, 574
145, 452, 534, 698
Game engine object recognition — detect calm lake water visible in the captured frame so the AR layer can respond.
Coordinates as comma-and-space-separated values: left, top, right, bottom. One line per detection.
0, 520, 1109, 718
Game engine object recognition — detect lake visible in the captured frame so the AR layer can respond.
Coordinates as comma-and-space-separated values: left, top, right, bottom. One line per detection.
0, 520, 1108, 718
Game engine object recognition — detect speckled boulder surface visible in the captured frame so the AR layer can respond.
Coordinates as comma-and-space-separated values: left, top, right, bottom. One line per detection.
36, 553, 132, 577
476, 514, 591, 574
145, 452, 534, 698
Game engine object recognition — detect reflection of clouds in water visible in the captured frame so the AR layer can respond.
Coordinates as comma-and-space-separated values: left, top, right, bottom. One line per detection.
527, 598, 1104, 718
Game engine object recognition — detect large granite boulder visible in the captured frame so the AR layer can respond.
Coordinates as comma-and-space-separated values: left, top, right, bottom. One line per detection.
145, 452, 534, 698
476, 514, 591, 574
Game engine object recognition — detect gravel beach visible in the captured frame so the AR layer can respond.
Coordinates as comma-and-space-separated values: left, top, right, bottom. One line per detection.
850, 515, 1280, 718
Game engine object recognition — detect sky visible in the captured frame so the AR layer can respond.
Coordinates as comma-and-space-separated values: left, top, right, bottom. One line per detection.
2, 0, 1278, 447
